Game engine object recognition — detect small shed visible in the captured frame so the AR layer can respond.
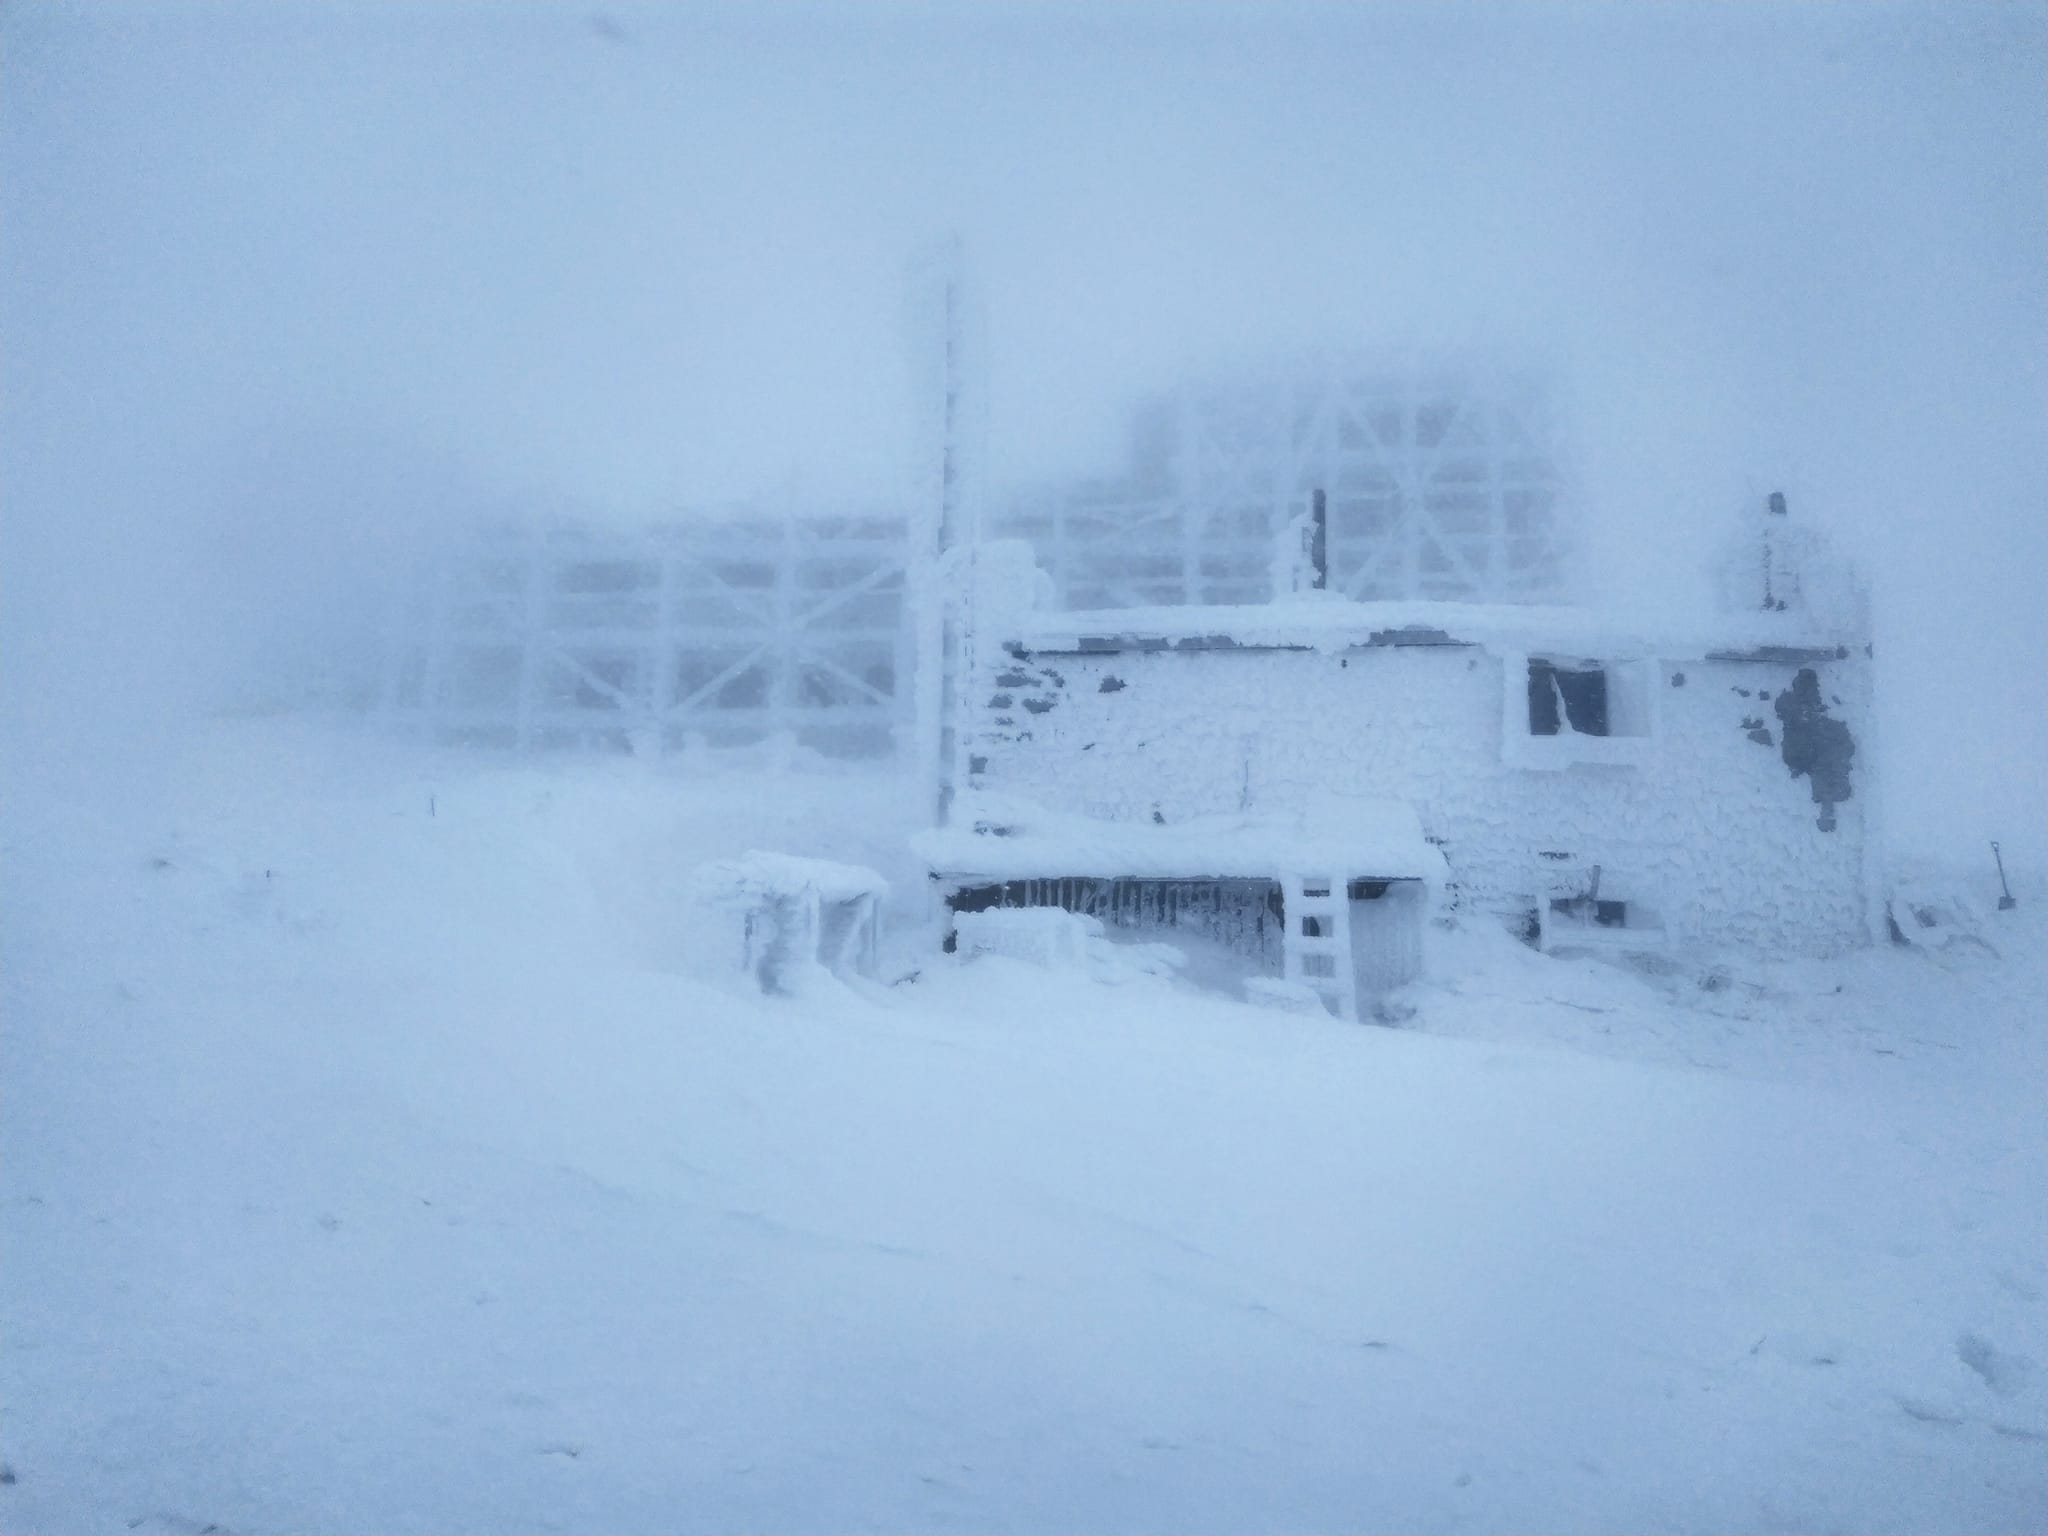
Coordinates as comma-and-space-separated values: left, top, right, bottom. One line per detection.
916, 793, 1444, 1019
689, 852, 888, 995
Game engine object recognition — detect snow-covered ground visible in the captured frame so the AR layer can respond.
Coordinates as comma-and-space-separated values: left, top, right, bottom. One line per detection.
2, 718, 2042, 1535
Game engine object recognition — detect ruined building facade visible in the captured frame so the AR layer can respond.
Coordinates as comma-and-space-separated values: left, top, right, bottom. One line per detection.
939, 490, 1879, 972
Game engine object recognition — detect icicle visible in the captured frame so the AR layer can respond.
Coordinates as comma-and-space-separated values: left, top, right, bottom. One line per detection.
1550, 671, 1579, 736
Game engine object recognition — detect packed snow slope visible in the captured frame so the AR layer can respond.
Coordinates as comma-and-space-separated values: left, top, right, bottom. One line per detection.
2, 718, 2043, 1536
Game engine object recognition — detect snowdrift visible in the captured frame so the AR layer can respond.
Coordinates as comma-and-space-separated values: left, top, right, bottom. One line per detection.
1, 717, 2042, 1535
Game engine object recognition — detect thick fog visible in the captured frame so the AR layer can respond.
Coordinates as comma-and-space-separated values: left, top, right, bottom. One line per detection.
3, 1, 2042, 864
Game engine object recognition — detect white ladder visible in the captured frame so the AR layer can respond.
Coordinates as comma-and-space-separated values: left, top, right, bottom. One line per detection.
1280, 873, 1358, 1021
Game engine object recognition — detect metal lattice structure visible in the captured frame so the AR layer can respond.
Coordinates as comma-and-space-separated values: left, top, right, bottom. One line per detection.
384, 514, 909, 755
384, 357, 1572, 756
999, 356, 1569, 609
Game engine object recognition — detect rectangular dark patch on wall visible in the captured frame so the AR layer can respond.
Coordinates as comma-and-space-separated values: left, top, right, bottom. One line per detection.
944, 876, 1288, 970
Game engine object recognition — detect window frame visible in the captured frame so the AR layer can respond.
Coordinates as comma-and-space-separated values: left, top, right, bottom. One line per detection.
1501, 649, 1659, 769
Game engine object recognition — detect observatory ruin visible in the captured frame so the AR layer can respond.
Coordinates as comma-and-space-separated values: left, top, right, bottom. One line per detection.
923, 362, 1880, 1020
382, 348, 1880, 1020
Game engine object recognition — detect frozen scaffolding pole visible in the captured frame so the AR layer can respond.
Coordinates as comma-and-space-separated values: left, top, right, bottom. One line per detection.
904, 236, 988, 830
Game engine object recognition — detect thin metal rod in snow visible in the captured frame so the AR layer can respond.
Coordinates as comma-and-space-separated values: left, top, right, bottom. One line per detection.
1992, 841, 2017, 910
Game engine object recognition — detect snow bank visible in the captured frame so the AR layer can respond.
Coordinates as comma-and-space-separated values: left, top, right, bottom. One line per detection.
952, 905, 1099, 968
1, 716, 2041, 1536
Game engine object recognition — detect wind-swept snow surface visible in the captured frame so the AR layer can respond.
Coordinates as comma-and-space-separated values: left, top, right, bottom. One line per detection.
2, 720, 2043, 1534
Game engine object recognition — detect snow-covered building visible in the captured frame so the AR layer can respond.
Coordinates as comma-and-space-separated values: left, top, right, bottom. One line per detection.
924, 488, 1880, 1019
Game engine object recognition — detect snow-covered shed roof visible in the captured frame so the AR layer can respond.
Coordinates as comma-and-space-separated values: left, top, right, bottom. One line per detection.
692, 852, 888, 908
1003, 596, 1857, 664
916, 793, 1446, 885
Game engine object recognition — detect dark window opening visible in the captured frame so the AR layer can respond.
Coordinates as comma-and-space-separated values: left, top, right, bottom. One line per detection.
1528, 659, 1609, 736
1347, 879, 1391, 900
946, 877, 1288, 971
1549, 895, 1630, 929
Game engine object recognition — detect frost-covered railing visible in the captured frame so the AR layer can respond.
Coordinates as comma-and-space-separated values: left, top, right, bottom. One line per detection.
997, 492, 1275, 609
381, 363, 1571, 754
382, 513, 910, 756
948, 876, 1288, 971
996, 358, 1569, 609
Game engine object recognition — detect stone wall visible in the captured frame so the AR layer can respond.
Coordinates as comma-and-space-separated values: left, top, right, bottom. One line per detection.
966, 638, 1877, 956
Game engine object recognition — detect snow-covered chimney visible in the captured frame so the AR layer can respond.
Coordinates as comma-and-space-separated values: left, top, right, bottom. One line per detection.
1714, 489, 1868, 636
1271, 488, 1334, 600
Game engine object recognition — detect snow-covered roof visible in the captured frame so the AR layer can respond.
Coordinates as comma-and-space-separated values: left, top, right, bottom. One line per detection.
692, 852, 889, 907
1004, 596, 1857, 663
916, 792, 1446, 884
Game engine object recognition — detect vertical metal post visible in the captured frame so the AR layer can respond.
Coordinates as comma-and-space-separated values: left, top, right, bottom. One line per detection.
1050, 494, 1069, 609
1310, 487, 1328, 590
772, 506, 799, 744
514, 524, 548, 751
1398, 369, 1420, 597
649, 535, 679, 755
907, 237, 984, 829
1175, 377, 1207, 603
1179, 493, 1202, 606
1483, 375, 1507, 590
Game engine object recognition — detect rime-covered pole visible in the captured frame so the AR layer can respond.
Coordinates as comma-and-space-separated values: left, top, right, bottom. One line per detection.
905, 238, 985, 829
1310, 487, 1328, 590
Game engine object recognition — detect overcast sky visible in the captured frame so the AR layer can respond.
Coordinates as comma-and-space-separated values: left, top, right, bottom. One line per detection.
2, 0, 2042, 864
